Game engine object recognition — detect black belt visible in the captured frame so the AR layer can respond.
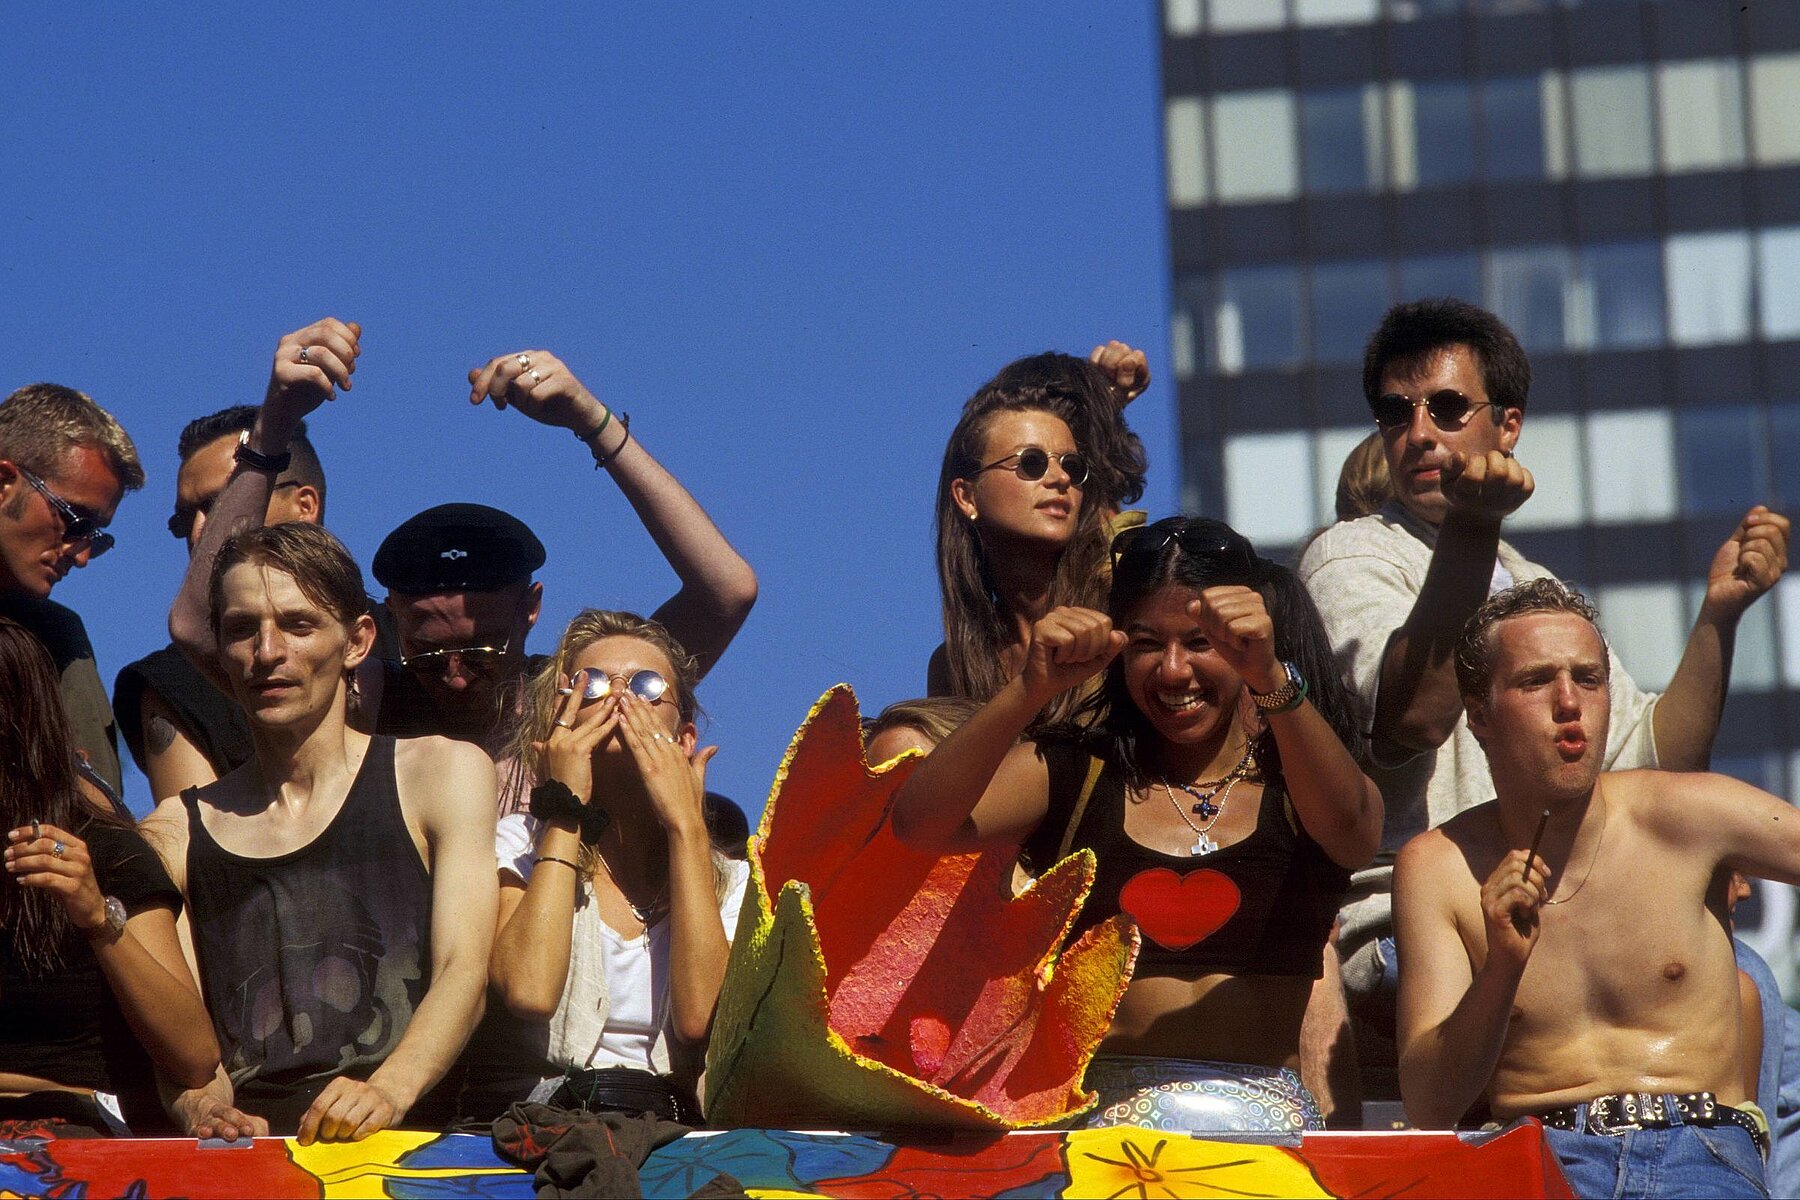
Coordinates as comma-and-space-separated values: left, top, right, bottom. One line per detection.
1534, 1091, 1768, 1158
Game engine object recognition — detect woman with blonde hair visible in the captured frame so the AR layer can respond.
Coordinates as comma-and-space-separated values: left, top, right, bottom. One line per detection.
463, 609, 746, 1123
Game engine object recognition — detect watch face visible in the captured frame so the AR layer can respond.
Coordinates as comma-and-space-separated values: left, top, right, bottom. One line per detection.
103, 895, 127, 933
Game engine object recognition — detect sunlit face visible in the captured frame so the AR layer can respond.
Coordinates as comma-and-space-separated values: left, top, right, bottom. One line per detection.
216, 562, 373, 729
950, 409, 1085, 552
175, 433, 317, 553
570, 634, 695, 757
388, 582, 540, 715
1466, 611, 1612, 800
1376, 344, 1521, 527
1120, 584, 1247, 750
0, 445, 123, 599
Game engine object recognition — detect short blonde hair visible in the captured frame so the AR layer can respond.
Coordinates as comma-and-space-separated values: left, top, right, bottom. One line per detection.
0, 383, 144, 491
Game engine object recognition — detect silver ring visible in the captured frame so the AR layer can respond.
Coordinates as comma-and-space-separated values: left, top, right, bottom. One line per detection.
30, 820, 41, 841
652, 733, 674, 744
516, 354, 531, 369
296, 346, 311, 365
51, 841, 65, 859
554, 719, 573, 729
527, 368, 543, 384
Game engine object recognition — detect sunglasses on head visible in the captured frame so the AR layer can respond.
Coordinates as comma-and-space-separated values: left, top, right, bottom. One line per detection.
401, 639, 511, 678
18, 466, 114, 558
975, 447, 1089, 488
168, 481, 300, 540
1371, 389, 1499, 431
1110, 519, 1259, 578
575, 667, 672, 706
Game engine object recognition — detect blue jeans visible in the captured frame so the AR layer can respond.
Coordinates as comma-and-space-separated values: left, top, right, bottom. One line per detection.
1734, 938, 1800, 1197
1544, 1120, 1766, 1198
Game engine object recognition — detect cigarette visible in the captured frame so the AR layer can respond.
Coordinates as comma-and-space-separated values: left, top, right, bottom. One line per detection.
1523, 808, 1550, 883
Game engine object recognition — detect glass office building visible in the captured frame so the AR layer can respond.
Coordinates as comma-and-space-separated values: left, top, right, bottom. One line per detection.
1162, 0, 1800, 989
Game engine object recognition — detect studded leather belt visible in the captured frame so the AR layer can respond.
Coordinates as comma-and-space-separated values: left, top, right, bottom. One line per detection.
1534, 1091, 1769, 1158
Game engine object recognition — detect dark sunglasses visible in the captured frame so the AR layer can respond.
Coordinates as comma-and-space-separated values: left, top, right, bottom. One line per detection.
401, 639, 511, 678
18, 466, 114, 558
575, 667, 672, 706
1370, 389, 1498, 431
975, 447, 1089, 488
1110, 519, 1259, 577
168, 481, 299, 540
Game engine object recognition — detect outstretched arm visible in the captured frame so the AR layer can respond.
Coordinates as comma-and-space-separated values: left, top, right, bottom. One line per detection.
1652, 507, 1789, 770
170, 319, 361, 689
1395, 835, 1548, 1128
891, 607, 1122, 853
469, 351, 757, 678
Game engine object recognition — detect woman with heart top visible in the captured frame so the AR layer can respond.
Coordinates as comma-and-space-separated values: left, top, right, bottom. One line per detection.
928, 342, 1150, 727
462, 610, 748, 1124
893, 515, 1383, 1133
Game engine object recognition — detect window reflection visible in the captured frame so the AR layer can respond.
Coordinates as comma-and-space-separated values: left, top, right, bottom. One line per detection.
1578, 241, 1665, 350
1414, 80, 1476, 186
1758, 227, 1800, 340
1676, 406, 1767, 518
1311, 260, 1392, 363
1214, 265, 1304, 373
1212, 91, 1299, 202
1749, 53, 1800, 167
1480, 75, 1551, 181
1487, 245, 1571, 351
1658, 60, 1746, 173
1400, 252, 1482, 304
1586, 409, 1677, 522
1570, 66, 1655, 178
1302, 87, 1383, 193
1666, 231, 1753, 346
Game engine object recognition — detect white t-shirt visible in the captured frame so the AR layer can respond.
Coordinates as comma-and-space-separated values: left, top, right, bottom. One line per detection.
496, 813, 750, 1072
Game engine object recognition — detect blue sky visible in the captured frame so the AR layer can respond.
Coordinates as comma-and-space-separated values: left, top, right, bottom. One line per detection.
1, 3, 1178, 817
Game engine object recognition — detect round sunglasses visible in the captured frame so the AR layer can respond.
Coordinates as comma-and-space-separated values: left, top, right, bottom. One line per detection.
975, 446, 1089, 488
575, 667, 673, 706
1371, 389, 1499, 432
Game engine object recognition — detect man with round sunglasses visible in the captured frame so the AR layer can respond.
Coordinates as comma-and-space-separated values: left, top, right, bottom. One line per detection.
1298, 298, 1790, 1069
115, 406, 343, 802
169, 319, 757, 788
0, 383, 144, 802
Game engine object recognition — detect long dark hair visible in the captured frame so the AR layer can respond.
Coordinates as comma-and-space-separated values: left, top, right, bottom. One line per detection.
1078, 516, 1360, 790
934, 352, 1147, 725
0, 618, 130, 974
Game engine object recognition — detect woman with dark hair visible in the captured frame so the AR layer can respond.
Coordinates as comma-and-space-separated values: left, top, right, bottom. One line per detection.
894, 516, 1382, 1132
468, 609, 747, 1123
0, 617, 219, 1133
929, 343, 1149, 727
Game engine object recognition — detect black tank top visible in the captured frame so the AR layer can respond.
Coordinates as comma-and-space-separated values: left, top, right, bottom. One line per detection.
183, 736, 433, 1129
1026, 750, 1349, 979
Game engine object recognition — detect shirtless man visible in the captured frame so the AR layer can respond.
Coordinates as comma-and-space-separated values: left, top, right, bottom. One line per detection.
144, 494, 496, 1135
1395, 579, 1798, 1196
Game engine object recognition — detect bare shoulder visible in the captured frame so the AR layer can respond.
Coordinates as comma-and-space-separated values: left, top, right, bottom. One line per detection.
1398, 806, 1497, 894
137, 794, 193, 887
393, 736, 498, 816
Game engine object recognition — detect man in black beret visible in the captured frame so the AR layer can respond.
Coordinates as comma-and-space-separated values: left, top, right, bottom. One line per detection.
170, 319, 758, 769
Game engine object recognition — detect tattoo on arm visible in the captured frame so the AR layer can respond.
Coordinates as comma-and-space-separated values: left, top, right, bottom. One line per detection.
148, 715, 178, 755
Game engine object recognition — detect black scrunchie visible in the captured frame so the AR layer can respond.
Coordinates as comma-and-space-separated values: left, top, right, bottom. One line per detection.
530, 780, 611, 843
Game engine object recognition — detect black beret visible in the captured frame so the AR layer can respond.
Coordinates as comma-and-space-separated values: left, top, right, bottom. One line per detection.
372, 503, 546, 594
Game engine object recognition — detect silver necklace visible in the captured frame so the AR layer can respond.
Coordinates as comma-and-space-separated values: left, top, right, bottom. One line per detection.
1170, 744, 1257, 820
1159, 774, 1245, 856
595, 852, 667, 924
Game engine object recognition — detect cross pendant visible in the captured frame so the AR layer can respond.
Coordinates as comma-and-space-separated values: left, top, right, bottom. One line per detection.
1191, 833, 1217, 856
1192, 799, 1220, 820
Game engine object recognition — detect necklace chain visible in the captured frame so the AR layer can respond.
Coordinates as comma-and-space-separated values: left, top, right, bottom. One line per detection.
1542, 782, 1607, 907
1158, 742, 1257, 856
594, 851, 667, 923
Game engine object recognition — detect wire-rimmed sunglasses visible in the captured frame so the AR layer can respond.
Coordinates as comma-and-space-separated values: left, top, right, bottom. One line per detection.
401, 638, 512, 678
575, 667, 673, 706
974, 447, 1089, 488
1370, 389, 1499, 432
1110, 518, 1259, 577
17, 466, 114, 558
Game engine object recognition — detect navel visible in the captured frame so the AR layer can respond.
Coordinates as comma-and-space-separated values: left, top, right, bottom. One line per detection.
1662, 961, 1686, 982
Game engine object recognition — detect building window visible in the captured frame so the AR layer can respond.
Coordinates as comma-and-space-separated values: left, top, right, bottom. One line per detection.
1208, 0, 1286, 33
1665, 231, 1754, 347
1165, 0, 1204, 36
1657, 59, 1746, 174
1312, 427, 1378, 525
1166, 97, 1209, 208
1400, 252, 1482, 304
1576, 240, 1665, 350
1759, 227, 1800, 341
1311, 259, 1392, 364
1487, 244, 1572, 352
1480, 73, 1558, 182
1781, 578, 1800, 687
1212, 91, 1299, 203
1596, 582, 1685, 691
1301, 86, 1383, 194
1225, 432, 1316, 544
1585, 409, 1677, 522
1677, 406, 1768, 519
1690, 583, 1779, 692
1570, 65, 1655, 179
1413, 80, 1477, 187
1295, 0, 1379, 23
1214, 264, 1304, 373
1766, 403, 1800, 511
1749, 53, 1800, 167
1509, 414, 1586, 531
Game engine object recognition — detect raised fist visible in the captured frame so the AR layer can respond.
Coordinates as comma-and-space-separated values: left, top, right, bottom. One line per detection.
265, 319, 360, 436
1089, 340, 1150, 407
1189, 586, 1284, 696
469, 350, 607, 436
1441, 449, 1532, 524
1020, 606, 1124, 708
1703, 505, 1790, 621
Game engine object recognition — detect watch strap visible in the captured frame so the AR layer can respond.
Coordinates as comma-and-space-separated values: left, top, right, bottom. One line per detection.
1251, 661, 1308, 714
234, 429, 292, 474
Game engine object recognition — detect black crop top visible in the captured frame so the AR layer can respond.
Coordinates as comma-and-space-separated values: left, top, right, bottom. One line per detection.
1024, 749, 1350, 980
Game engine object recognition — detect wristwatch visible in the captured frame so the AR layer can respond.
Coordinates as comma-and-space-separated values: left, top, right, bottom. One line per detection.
88, 895, 127, 939
1251, 660, 1308, 714
234, 429, 292, 474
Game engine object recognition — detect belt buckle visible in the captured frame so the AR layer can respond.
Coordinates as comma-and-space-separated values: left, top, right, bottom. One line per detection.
1586, 1094, 1649, 1137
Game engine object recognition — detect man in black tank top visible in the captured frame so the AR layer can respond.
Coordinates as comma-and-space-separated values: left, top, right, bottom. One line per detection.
144, 329, 499, 1143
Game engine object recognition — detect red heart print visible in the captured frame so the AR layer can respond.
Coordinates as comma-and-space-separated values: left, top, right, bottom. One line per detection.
1117, 868, 1241, 951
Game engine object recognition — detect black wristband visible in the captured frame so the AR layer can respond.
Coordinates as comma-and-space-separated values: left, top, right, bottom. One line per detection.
530, 780, 611, 843
591, 413, 632, 470
233, 429, 291, 474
